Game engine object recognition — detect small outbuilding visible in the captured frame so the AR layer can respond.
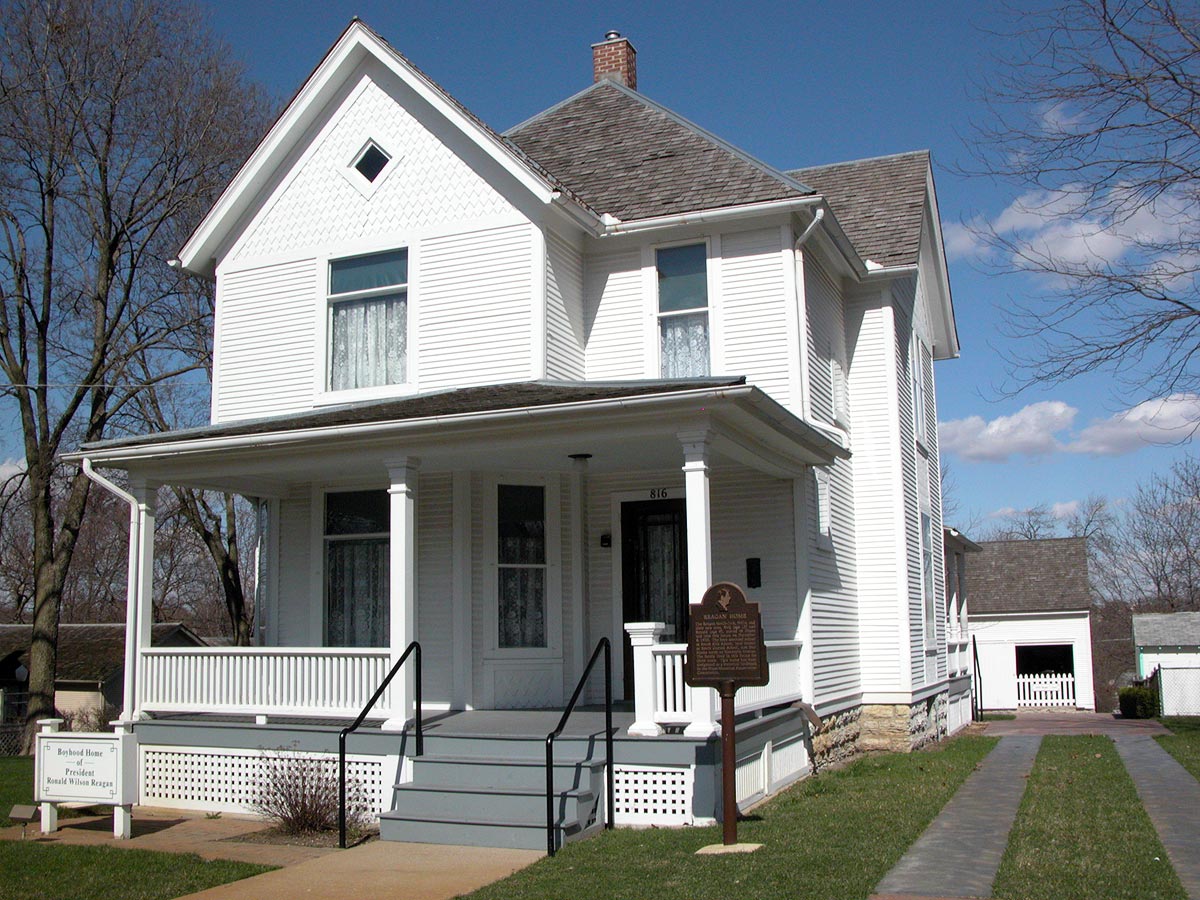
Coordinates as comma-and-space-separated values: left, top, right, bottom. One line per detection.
1132, 611, 1200, 716
967, 537, 1095, 711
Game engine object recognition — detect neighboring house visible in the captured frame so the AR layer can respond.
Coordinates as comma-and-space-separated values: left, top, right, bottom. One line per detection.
63, 25, 961, 848
968, 537, 1095, 711
0, 623, 204, 721
1133, 611, 1200, 716
943, 527, 981, 733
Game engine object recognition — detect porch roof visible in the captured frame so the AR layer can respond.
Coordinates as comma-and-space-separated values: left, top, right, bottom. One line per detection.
66, 379, 847, 495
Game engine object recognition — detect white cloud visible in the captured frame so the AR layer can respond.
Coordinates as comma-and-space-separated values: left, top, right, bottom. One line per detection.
940, 394, 1200, 463
942, 221, 985, 262
938, 401, 1076, 462
0, 458, 24, 481
1067, 393, 1200, 455
1050, 500, 1079, 519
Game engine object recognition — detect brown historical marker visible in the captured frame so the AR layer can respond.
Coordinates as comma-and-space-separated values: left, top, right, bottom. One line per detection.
684, 582, 768, 846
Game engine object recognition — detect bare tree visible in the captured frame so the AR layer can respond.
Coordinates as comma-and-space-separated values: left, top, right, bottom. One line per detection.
0, 0, 265, 741
980, 503, 1060, 540
1116, 456, 1200, 609
970, 1, 1200, 405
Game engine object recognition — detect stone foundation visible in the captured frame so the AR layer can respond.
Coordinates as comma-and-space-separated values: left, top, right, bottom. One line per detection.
861, 691, 949, 753
811, 706, 861, 768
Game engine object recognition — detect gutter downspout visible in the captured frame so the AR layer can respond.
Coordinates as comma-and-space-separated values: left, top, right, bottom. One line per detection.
81, 459, 140, 723
793, 208, 825, 422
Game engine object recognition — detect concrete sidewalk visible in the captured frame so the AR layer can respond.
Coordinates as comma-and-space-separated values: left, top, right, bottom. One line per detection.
1, 807, 541, 900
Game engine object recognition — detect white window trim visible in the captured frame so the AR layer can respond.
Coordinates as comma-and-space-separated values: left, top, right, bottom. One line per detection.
912, 333, 928, 449
814, 466, 833, 552
642, 236, 722, 379
339, 137, 399, 200
482, 473, 562, 661
313, 241, 419, 405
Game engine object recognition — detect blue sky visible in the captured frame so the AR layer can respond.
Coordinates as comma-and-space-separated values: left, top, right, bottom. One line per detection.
194, 0, 1200, 528
10, 0, 1186, 532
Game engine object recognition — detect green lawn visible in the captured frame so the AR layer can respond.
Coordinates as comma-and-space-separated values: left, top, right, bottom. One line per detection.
1157, 717, 1200, 780
0, 842, 273, 900
0, 755, 272, 900
465, 734, 998, 900
993, 735, 1185, 900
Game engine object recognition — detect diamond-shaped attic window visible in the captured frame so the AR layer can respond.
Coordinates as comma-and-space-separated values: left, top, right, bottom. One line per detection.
354, 143, 390, 182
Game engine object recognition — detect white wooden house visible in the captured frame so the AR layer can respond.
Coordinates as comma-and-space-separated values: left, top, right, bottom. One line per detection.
66, 24, 961, 849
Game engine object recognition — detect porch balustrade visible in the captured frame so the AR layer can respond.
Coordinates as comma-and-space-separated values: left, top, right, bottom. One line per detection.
140, 647, 393, 718
626, 623, 804, 735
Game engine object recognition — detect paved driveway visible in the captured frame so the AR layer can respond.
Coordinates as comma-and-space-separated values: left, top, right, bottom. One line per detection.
984, 710, 1169, 736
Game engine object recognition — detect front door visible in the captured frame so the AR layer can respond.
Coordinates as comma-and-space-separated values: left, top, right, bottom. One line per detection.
621, 499, 689, 700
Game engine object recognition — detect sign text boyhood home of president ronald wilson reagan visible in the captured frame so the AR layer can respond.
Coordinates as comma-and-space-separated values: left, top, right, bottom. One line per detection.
36, 733, 136, 805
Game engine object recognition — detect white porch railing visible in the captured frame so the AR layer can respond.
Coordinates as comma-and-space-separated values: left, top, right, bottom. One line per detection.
1016, 672, 1076, 707
626, 622, 804, 735
140, 647, 393, 718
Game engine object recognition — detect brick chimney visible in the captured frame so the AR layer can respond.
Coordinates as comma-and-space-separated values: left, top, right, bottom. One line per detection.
592, 31, 637, 90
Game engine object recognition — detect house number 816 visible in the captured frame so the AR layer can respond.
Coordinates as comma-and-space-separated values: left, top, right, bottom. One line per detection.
649, 488, 669, 499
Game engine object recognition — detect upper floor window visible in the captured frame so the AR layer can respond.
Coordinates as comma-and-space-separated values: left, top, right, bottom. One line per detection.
328, 249, 408, 391
911, 334, 928, 444
656, 244, 709, 378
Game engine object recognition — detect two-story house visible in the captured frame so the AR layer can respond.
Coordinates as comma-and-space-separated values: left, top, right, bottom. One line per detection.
67, 23, 962, 849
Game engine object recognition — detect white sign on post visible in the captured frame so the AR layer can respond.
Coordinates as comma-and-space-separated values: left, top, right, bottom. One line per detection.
35, 721, 136, 838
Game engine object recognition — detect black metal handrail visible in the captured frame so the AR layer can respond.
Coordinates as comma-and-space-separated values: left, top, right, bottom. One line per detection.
971, 635, 982, 721
339, 641, 422, 848
545, 637, 613, 857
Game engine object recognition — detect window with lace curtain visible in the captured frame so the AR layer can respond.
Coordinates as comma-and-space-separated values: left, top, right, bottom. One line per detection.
324, 490, 389, 648
656, 243, 709, 378
328, 249, 408, 391
496, 484, 547, 648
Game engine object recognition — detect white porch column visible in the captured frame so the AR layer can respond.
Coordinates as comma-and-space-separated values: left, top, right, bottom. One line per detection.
625, 622, 665, 736
128, 477, 156, 720
384, 457, 419, 731
679, 431, 718, 738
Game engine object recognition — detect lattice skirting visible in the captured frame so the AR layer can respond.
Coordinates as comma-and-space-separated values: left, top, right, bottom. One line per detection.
139, 745, 390, 816
612, 764, 694, 826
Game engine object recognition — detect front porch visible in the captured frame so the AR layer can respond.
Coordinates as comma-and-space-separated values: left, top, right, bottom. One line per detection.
70, 379, 843, 842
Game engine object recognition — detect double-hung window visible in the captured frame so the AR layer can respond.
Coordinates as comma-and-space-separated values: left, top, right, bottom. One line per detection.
324, 490, 389, 648
657, 244, 709, 378
496, 484, 547, 649
328, 249, 408, 392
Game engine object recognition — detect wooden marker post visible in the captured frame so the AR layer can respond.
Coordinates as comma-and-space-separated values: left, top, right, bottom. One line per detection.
684, 582, 769, 847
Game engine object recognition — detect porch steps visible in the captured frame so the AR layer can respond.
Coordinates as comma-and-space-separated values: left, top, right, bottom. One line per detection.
379, 732, 607, 851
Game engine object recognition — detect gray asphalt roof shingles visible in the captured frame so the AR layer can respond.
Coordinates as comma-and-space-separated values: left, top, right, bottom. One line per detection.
969, 537, 1091, 614
1133, 612, 1200, 648
507, 82, 811, 222
789, 151, 930, 268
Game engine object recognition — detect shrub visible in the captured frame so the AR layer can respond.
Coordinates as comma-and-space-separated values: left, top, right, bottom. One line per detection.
1118, 686, 1159, 719
250, 748, 369, 835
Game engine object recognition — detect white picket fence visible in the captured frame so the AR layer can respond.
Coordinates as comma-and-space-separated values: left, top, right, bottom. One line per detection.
1016, 672, 1076, 707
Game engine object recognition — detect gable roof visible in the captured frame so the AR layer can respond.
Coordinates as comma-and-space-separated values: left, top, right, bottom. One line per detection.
789, 151, 930, 268
969, 537, 1091, 615
507, 81, 813, 222
177, 20, 595, 278
1133, 612, 1200, 648
0, 623, 204, 683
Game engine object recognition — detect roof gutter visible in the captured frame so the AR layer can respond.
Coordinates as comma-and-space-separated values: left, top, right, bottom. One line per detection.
600, 196, 822, 235
80, 459, 142, 723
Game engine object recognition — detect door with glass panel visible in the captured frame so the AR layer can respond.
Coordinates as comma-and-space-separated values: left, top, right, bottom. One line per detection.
621, 499, 689, 700
483, 480, 563, 708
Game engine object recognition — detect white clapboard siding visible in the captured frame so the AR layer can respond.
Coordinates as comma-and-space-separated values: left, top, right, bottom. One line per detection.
546, 230, 585, 380
720, 228, 792, 407
584, 249, 644, 379
215, 258, 318, 422
710, 469, 798, 640
922, 340, 946, 683
276, 494, 314, 646
805, 253, 840, 425
809, 455, 861, 703
233, 75, 516, 263
418, 473, 454, 705
845, 284, 906, 692
418, 223, 535, 390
